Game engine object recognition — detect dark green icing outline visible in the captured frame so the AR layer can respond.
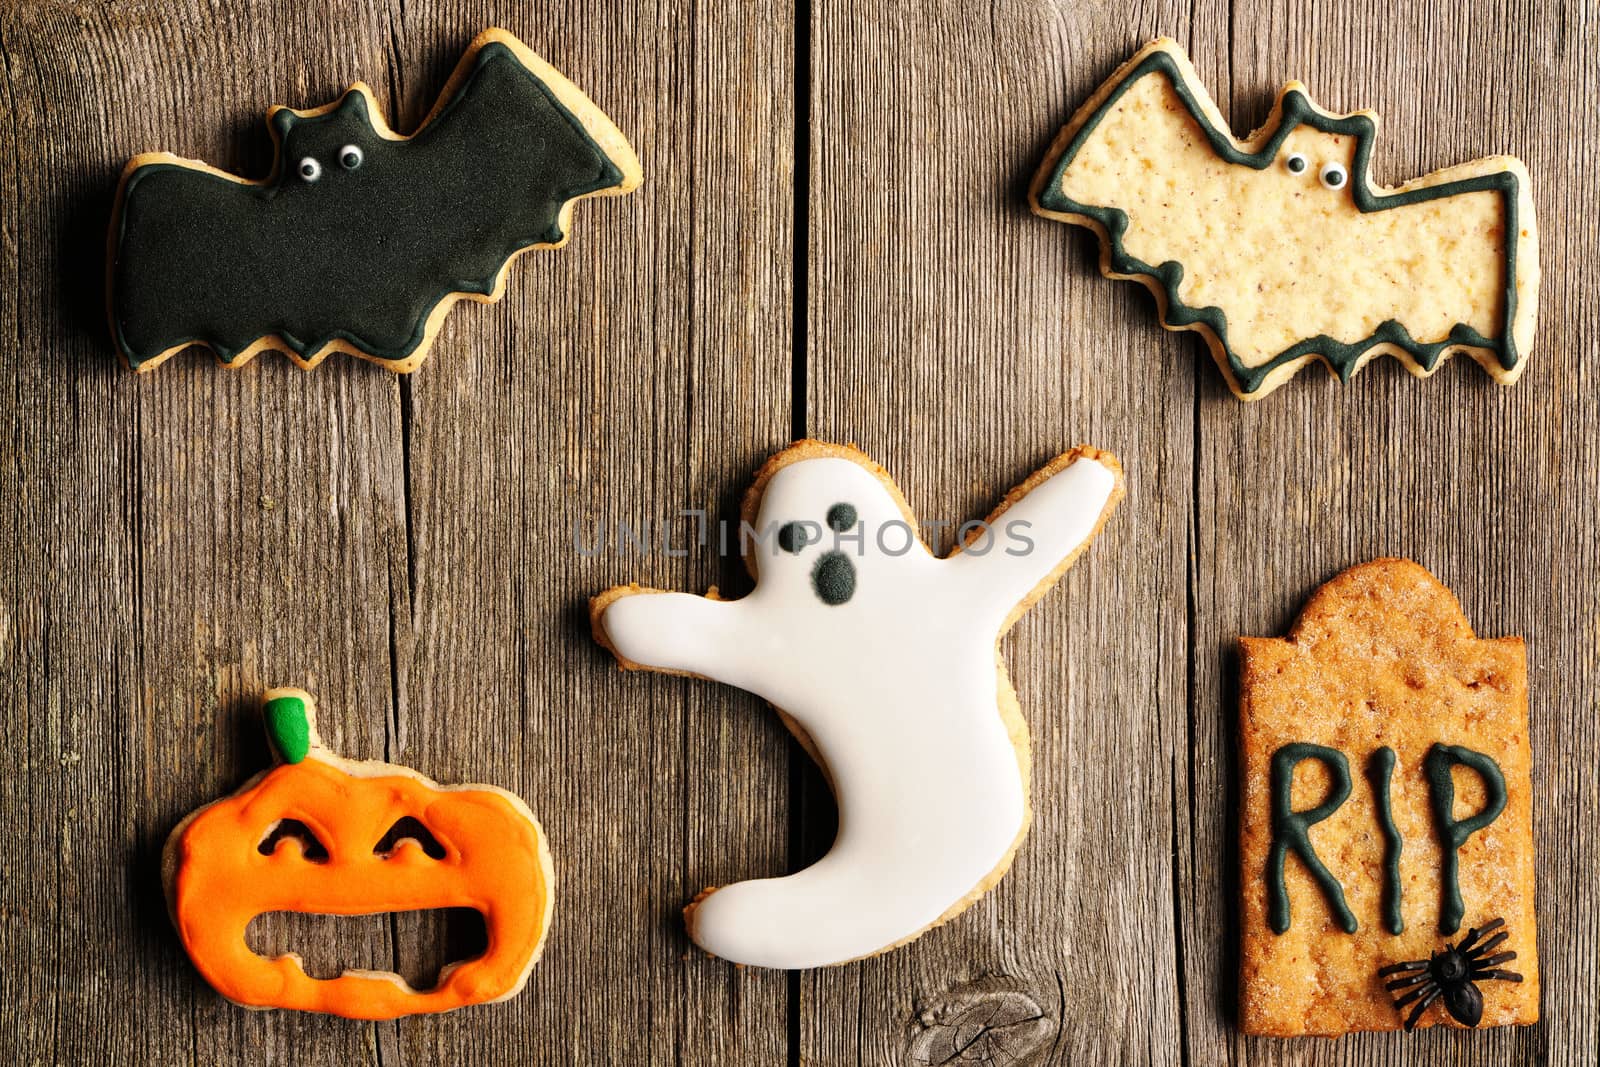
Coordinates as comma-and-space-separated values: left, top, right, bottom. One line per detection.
1035, 50, 1523, 395
1425, 743, 1507, 935
1369, 746, 1404, 935
111, 41, 625, 368
1267, 742, 1356, 935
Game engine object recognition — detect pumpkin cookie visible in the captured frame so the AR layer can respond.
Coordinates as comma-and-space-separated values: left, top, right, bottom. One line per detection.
1238, 560, 1538, 1035
162, 688, 554, 1018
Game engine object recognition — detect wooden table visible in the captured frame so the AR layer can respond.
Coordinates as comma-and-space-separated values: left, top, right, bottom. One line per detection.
1, 1, 1591, 1063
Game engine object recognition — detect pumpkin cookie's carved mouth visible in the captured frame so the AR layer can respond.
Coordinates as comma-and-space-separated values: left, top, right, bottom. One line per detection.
245, 907, 490, 989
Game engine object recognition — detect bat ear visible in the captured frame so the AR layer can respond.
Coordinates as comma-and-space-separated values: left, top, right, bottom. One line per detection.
337, 88, 372, 124
269, 107, 298, 144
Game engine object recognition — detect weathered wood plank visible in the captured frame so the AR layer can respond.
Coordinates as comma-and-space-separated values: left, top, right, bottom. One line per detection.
1, 4, 409, 1064
385, 1, 797, 1063
0, 0, 795, 1063
803, 2, 1194, 1063
1184, 1, 1594, 1064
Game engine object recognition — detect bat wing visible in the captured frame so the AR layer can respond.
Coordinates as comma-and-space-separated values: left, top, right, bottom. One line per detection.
1031, 39, 1537, 398
109, 160, 283, 365
108, 29, 643, 372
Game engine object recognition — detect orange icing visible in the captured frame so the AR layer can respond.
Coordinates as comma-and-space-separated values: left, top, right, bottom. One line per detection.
172, 755, 551, 1018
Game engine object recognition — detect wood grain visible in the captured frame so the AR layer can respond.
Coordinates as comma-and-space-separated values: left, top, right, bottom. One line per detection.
0, 1, 794, 1063
805, 3, 1193, 1063
1, 0, 1596, 1063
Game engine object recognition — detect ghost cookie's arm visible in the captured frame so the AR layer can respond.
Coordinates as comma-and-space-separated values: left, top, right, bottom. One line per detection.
591, 587, 765, 690
950, 449, 1124, 627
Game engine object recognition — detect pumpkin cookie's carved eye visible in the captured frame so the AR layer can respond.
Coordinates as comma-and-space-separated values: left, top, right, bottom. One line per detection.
258, 819, 329, 862
1319, 161, 1348, 190
374, 816, 447, 860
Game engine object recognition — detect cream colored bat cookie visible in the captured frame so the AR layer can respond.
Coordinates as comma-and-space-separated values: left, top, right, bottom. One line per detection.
1030, 38, 1538, 400
591, 440, 1123, 968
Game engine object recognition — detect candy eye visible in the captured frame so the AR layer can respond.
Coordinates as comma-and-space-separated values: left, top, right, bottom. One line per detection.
338, 144, 364, 170
1319, 161, 1348, 190
1285, 152, 1308, 175
297, 157, 322, 182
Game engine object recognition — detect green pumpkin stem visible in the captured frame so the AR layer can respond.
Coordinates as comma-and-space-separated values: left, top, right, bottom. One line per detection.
264, 693, 312, 765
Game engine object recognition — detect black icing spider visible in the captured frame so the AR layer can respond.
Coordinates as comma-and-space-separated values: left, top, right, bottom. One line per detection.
1377, 918, 1524, 1030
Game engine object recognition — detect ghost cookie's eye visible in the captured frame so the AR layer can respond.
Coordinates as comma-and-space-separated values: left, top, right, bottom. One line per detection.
338, 144, 364, 170
777, 521, 817, 554
297, 157, 322, 183
1284, 152, 1308, 175
1319, 161, 1348, 190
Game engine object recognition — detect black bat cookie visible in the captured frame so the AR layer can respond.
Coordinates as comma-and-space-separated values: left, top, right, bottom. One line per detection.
107, 28, 642, 372
1029, 39, 1539, 400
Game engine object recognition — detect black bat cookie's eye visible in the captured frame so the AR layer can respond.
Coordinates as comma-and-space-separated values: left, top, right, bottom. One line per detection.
297, 157, 322, 183
1319, 161, 1348, 190
1285, 152, 1308, 175
339, 144, 364, 170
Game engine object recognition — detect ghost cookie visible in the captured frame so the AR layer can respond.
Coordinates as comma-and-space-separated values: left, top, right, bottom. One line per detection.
1029, 38, 1538, 400
108, 27, 641, 372
590, 440, 1124, 968
162, 688, 554, 1018
1239, 560, 1538, 1036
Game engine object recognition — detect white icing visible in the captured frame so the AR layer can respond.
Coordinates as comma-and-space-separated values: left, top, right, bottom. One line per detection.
600, 451, 1119, 968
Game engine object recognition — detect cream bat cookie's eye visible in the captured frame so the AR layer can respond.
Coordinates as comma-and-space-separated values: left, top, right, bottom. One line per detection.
338, 144, 364, 170
1284, 152, 1309, 175
1319, 161, 1348, 190
297, 157, 322, 182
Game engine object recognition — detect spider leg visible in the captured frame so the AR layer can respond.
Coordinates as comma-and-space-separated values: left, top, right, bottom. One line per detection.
1475, 968, 1524, 983
1464, 930, 1510, 960
1456, 918, 1505, 954
1474, 951, 1518, 969
1393, 980, 1440, 1009
1376, 960, 1430, 977
1404, 988, 1442, 1031
1385, 973, 1434, 993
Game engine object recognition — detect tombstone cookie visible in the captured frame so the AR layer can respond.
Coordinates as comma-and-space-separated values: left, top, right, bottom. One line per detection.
1030, 38, 1538, 400
163, 688, 554, 1018
108, 27, 641, 372
591, 440, 1123, 968
1238, 559, 1538, 1035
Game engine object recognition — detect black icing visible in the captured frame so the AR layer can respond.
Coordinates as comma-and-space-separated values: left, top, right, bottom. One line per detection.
111, 41, 626, 366
812, 552, 855, 606
777, 521, 810, 554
